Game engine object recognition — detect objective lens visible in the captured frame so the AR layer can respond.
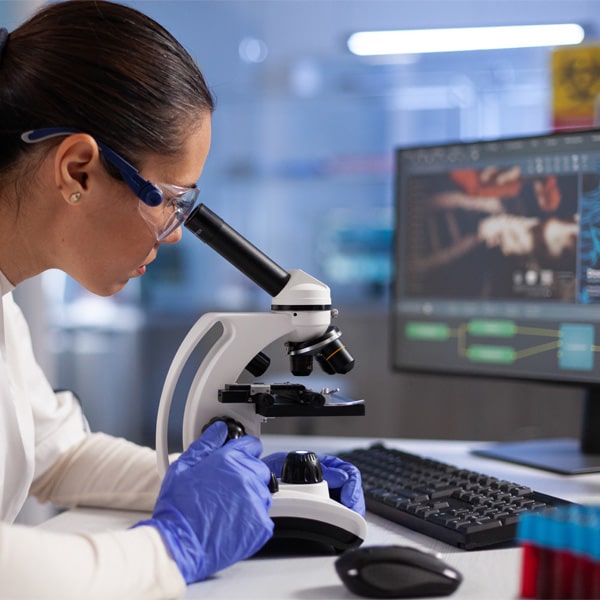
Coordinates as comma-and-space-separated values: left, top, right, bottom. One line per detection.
316, 338, 355, 374
289, 354, 314, 376
287, 326, 354, 376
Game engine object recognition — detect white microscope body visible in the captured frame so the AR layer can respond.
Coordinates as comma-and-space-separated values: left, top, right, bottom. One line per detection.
155, 204, 367, 552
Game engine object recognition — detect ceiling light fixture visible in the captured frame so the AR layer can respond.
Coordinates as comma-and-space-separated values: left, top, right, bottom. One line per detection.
347, 24, 585, 56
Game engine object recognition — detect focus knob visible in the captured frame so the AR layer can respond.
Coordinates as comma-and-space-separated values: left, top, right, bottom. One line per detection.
281, 450, 323, 484
201, 416, 245, 441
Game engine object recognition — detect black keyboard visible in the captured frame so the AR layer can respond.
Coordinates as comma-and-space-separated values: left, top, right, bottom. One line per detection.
337, 443, 571, 550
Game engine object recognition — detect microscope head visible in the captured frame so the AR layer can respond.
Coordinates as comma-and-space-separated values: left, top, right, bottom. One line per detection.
185, 204, 355, 378
271, 269, 355, 377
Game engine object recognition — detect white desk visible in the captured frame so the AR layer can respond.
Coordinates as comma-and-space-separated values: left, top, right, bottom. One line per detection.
40, 435, 600, 599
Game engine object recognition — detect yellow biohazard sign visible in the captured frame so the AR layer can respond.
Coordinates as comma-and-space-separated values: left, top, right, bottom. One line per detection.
552, 44, 600, 130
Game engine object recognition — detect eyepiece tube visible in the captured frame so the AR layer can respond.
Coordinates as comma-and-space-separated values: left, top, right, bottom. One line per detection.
185, 204, 291, 297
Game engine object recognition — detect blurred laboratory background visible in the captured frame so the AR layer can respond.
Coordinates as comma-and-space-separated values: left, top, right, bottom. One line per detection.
3, 0, 596, 451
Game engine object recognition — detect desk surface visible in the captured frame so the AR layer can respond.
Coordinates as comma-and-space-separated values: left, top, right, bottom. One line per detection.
41, 435, 600, 599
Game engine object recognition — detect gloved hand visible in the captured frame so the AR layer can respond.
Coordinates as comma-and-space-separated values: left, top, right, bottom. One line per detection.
262, 452, 365, 517
135, 421, 274, 584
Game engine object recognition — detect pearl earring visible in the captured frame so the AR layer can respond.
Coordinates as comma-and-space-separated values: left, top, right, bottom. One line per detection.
69, 192, 81, 204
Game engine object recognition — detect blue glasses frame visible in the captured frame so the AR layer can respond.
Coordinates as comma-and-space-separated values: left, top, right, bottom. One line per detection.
21, 127, 201, 241
21, 127, 165, 207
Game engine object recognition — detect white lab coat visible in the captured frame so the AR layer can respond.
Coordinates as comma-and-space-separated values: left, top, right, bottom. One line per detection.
0, 271, 87, 523
0, 271, 186, 599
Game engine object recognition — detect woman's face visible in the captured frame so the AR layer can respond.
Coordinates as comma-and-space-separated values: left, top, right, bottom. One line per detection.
66, 117, 211, 296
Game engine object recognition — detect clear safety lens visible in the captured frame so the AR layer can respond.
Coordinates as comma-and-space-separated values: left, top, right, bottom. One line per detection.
139, 185, 199, 241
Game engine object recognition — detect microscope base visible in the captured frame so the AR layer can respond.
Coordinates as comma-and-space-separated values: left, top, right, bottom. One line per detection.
266, 483, 367, 554
268, 517, 364, 554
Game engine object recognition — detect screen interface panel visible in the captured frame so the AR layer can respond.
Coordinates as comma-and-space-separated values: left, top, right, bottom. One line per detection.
393, 130, 600, 383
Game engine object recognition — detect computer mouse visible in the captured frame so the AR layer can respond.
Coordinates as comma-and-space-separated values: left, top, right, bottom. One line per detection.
335, 545, 463, 598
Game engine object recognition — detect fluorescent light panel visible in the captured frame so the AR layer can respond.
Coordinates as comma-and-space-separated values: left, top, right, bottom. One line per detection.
347, 24, 585, 56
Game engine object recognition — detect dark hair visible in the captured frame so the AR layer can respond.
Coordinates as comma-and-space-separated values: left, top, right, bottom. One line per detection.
0, 0, 214, 173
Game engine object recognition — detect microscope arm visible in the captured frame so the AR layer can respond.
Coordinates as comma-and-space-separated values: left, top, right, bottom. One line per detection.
156, 311, 296, 476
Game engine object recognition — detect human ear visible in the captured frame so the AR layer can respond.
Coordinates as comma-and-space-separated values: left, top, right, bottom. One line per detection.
53, 133, 100, 204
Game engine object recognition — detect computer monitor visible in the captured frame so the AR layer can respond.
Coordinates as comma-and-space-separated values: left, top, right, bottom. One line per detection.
391, 128, 600, 475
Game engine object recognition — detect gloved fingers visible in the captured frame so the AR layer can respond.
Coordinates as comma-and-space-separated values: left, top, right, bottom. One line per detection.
261, 451, 288, 477
225, 432, 264, 459
320, 464, 350, 489
318, 454, 366, 516
225, 441, 274, 500
340, 476, 366, 517
318, 454, 353, 487
182, 431, 270, 495
317, 454, 350, 471
176, 420, 229, 471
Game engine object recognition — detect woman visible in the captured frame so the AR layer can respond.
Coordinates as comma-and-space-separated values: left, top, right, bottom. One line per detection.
0, 2, 364, 598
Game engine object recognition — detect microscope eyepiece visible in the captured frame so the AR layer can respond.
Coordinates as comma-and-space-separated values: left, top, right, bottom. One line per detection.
185, 204, 290, 297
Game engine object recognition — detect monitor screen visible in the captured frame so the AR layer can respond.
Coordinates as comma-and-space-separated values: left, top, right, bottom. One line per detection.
391, 129, 600, 474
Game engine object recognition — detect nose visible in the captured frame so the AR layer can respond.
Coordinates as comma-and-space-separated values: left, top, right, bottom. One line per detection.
161, 225, 183, 245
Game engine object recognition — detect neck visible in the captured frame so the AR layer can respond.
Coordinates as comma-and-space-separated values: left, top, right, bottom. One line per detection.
0, 212, 49, 286
0, 179, 61, 287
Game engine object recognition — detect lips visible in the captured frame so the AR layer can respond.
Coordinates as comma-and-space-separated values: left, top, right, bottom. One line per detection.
136, 253, 156, 277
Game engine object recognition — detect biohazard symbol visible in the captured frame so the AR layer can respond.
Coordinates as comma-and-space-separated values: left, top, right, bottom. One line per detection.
553, 47, 600, 112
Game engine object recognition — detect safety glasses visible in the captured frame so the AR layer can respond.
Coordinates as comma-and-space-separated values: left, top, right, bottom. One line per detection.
21, 127, 200, 241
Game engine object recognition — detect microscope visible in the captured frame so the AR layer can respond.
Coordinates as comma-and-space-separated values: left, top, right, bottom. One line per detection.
155, 204, 367, 553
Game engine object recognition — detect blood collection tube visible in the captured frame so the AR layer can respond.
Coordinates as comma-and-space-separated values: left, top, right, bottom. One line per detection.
518, 512, 542, 599
534, 513, 555, 600
550, 509, 576, 599
571, 507, 593, 600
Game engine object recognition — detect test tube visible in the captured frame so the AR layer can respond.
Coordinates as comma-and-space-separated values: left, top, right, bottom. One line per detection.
519, 512, 543, 599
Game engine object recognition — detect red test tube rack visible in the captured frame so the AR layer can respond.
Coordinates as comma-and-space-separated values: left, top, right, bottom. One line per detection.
518, 506, 600, 599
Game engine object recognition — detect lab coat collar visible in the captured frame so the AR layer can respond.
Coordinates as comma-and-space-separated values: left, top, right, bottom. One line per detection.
0, 270, 14, 296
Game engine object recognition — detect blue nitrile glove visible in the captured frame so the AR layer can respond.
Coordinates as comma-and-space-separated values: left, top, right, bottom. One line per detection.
135, 421, 274, 584
262, 452, 366, 517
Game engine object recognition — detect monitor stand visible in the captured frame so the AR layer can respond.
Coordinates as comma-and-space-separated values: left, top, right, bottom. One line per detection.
472, 385, 600, 475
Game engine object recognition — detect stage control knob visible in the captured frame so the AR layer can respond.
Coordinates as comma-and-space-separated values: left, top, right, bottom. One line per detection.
281, 450, 323, 484
201, 416, 246, 441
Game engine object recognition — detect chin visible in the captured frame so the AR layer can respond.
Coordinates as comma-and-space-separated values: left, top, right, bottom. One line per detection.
109, 281, 129, 296
71, 272, 131, 297
91, 281, 129, 297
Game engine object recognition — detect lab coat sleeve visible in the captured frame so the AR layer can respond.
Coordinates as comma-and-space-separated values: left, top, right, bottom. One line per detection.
31, 432, 164, 512
0, 520, 186, 600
